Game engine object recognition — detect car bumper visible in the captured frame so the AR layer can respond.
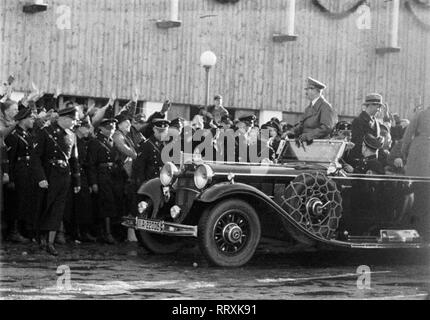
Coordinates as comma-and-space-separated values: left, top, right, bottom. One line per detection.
122, 216, 198, 238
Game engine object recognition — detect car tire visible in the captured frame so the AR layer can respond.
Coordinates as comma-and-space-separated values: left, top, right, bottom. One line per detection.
136, 231, 183, 254
198, 199, 261, 267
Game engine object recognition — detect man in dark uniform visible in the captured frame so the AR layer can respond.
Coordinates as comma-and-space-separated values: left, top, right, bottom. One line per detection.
4, 107, 36, 242
293, 77, 337, 143
30, 106, 81, 256
69, 117, 96, 242
87, 118, 121, 244
353, 133, 385, 175
349, 93, 383, 166
142, 100, 171, 139
133, 118, 170, 188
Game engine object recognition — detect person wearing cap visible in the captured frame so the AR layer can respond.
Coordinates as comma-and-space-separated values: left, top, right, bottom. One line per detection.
219, 115, 233, 130
332, 121, 352, 141
133, 118, 170, 187
353, 133, 385, 175
30, 106, 81, 256
206, 95, 229, 127
1, 100, 19, 210
87, 118, 121, 244
65, 117, 96, 243
257, 122, 277, 161
113, 112, 137, 177
168, 117, 185, 154
113, 112, 138, 242
349, 93, 383, 165
4, 107, 36, 243
234, 114, 256, 162
142, 100, 171, 139
293, 77, 337, 142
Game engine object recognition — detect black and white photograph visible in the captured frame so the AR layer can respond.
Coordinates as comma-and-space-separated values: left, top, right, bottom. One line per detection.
0, 0, 430, 304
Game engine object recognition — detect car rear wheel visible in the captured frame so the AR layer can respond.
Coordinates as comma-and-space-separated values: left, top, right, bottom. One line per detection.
198, 199, 261, 267
136, 231, 183, 254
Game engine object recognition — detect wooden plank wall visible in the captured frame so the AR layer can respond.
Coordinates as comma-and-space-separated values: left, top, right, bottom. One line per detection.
1, 0, 429, 118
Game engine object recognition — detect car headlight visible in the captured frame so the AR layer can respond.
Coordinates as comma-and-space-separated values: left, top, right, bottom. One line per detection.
160, 162, 179, 186
194, 164, 214, 190
137, 201, 149, 214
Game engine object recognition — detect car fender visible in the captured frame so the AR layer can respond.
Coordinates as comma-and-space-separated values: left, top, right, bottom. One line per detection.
137, 178, 164, 218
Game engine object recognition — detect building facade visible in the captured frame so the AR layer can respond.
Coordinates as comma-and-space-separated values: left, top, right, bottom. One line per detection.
1, 0, 430, 123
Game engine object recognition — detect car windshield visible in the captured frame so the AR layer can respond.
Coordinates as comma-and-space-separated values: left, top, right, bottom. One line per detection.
278, 139, 346, 164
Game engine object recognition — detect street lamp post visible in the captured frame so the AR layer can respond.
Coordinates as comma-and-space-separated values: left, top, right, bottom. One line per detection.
199, 51, 217, 106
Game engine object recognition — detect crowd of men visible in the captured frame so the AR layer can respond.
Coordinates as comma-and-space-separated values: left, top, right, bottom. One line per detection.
1, 75, 428, 256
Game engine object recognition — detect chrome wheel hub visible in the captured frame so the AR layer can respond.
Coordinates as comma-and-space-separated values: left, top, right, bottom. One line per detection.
223, 223, 243, 244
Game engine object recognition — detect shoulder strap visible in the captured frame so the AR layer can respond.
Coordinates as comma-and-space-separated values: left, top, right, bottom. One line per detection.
147, 138, 161, 154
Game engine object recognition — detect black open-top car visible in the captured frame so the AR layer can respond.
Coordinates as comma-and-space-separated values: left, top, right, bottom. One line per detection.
123, 139, 430, 267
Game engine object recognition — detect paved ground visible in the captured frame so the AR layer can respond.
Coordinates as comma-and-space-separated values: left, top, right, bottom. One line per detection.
1, 238, 429, 300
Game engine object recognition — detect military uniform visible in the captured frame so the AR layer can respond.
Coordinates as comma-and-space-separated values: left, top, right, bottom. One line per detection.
294, 96, 337, 140
133, 135, 165, 187
87, 132, 122, 219
353, 155, 385, 175
30, 122, 80, 232
73, 135, 93, 226
5, 125, 36, 229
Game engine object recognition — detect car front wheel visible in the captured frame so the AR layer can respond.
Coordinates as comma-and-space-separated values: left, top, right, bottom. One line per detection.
198, 199, 261, 267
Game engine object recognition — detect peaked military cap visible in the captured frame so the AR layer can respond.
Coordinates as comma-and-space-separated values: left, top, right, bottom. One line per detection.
335, 121, 352, 131
14, 107, 33, 121
363, 133, 383, 150
99, 118, 118, 127
306, 77, 326, 90
152, 118, 170, 130
238, 114, 257, 123
170, 117, 184, 129
220, 115, 233, 126
58, 106, 79, 118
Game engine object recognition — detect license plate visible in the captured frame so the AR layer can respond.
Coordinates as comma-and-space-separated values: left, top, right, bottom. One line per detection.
136, 219, 163, 232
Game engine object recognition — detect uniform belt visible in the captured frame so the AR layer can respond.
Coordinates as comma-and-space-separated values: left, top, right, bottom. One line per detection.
17, 156, 30, 161
99, 162, 116, 168
49, 159, 69, 168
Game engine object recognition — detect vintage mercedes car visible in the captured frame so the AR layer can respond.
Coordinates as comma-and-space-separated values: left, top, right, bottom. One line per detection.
123, 139, 430, 267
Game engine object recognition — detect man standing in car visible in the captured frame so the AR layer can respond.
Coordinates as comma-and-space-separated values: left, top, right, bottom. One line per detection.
293, 77, 337, 143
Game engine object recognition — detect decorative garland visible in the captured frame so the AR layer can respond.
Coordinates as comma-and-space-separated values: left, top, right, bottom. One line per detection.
214, 0, 240, 4
405, 0, 430, 31
312, 0, 368, 19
